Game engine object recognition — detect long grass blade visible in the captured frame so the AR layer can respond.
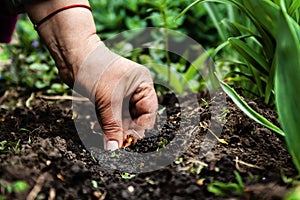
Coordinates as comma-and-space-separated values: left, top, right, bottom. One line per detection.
219, 79, 285, 137
264, 54, 276, 105
185, 52, 210, 81
175, 0, 203, 20
210, 34, 251, 58
204, 2, 228, 40
176, 0, 244, 21
228, 38, 269, 75
288, 1, 300, 19
242, 0, 279, 38
275, 5, 300, 173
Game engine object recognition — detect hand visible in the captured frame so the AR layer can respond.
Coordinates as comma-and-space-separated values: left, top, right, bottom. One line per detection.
24, 0, 158, 150
77, 45, 158, 150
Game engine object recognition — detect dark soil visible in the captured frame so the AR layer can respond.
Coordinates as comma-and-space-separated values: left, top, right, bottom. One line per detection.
0, 89, 297, 200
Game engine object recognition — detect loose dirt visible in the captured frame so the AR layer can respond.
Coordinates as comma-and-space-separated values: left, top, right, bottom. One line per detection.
0, 90, 297, 200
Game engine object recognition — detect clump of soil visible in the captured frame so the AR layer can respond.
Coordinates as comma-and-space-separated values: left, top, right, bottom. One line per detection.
0, 90, 297, 200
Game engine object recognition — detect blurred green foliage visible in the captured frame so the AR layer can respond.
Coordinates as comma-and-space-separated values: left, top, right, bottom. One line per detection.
181, 0, 300, 177
90, 0, 227, 94
0, 15, 68, 94
90, 0, 224, 46
0, 0, 225, 95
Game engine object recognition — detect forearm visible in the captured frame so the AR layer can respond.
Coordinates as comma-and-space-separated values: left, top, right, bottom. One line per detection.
24, 0, 101, 87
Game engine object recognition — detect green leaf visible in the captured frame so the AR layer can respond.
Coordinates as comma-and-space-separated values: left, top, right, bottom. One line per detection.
242, 0, 280, 38
264, 54, 277, 105
125, 16, 147, 29
204, 2, 228, 40
91, 180, 98, 189
151, 63, 184, 94
0, 140, 7, 151
29, 63, 49, 71
288, 1, 300, 18
284, 186, 300, 200
275, 6, 300, 173
222, 20, 257, 36
175, 0, 203, 20
121, 173, 135, 179
12, 181, 27, 192
176, 0, 244, 21
228, 38, 269, 75
221, 19, 241, 37
219, 79, 285, 137
184, 52, 210, 81
234, 170, 244, 188
208, 182, 243, 196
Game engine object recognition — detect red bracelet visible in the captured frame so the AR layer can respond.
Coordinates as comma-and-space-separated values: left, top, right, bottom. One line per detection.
34, 4, 92, 30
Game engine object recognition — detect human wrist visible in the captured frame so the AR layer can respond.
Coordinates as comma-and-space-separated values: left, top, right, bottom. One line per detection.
24, 0, 101, 87
24, 0, 90, 23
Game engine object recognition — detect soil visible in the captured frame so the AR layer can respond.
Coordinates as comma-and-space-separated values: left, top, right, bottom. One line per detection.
0, 89, 297, 200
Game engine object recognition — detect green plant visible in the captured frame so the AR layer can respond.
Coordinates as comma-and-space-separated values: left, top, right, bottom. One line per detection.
208, 170, 244, 196
180, 0, 300, 174
157, 138, 169, 151
0, 139, 23, 154
90, 0, 226, 95
91, 180, 99, 189
0, 15, 70, 95
0, 180, 27, 194
174, 157, 184, 164
179, 0, 299, 106
0, 141, 8, 152
219, 80, 284, 137
121, 172, 136, 179
285, 185, 300, 200
201, 98, 210, 107
110, 152, 120, 158
12, 139, 21, 154
275, 1, 300, 173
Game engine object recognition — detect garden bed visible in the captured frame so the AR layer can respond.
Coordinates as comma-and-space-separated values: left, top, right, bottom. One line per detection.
0, 90, 297, 200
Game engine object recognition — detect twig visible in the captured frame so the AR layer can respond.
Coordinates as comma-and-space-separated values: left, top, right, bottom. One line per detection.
26, 173, 51, 200
48, 187, 56, 200
25, 92, 35, 108
207, 128, 228, 145
38, 95, 89, 101
99, 191, 107, 200
234, 156, 264, 170
0, 91, 9, 105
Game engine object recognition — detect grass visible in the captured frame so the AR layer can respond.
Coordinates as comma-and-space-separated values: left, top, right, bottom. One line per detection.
179, 0, 300, 176
208, 170, 244, 196
0, 180, 28, 196
0, 139, 23, 154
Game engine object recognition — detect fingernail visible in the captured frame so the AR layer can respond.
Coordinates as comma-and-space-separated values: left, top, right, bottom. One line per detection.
107, 140, 119, 151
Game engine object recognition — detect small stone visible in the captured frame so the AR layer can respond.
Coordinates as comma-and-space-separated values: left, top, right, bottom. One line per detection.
93, 191, 102, 198
121, 190, 129, 198
128, 185, 134, 193
205, 151, 215, 162
46, 160, 51, 166
71, 164, 81, 173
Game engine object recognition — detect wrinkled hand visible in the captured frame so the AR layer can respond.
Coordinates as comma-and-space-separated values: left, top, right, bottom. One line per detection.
76, 45, 158, 150
24, 0, 158, 150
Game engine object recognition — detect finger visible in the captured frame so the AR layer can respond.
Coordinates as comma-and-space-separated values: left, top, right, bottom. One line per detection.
96, 102, 124, 151
129, 85, 158, 129
131, 112, 157, 130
